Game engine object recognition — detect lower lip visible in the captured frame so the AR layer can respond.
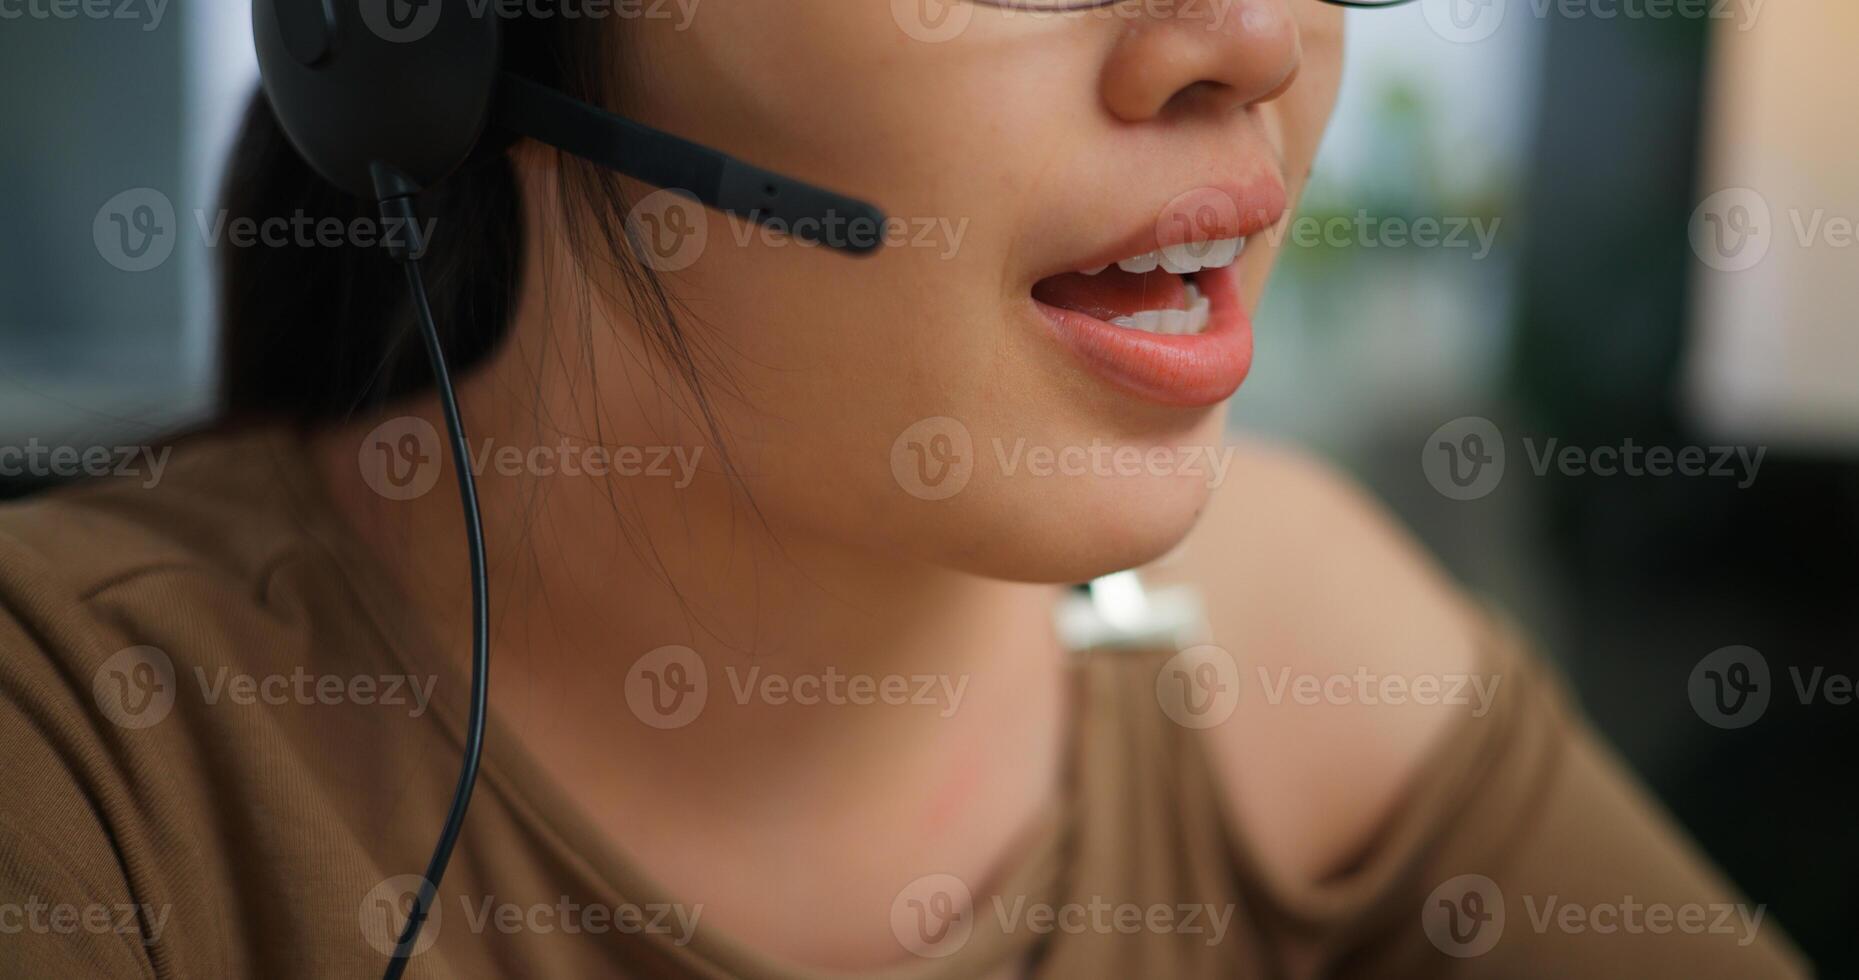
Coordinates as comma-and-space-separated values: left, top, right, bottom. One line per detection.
1032, 262, 1252, 408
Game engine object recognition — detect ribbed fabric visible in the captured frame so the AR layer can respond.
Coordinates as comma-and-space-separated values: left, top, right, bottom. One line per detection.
0, 428, 1811, 978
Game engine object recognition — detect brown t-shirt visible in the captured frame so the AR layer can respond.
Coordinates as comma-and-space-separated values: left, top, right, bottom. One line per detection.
0, 429, 1812, 978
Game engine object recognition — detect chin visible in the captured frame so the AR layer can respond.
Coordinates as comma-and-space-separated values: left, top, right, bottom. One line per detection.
921, 469, 1219, 585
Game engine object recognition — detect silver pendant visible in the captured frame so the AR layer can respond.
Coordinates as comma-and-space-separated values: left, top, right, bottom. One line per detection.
1054, 570, 1211, 654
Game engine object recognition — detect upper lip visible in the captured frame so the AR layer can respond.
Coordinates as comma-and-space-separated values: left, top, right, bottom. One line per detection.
1036, 177, 1289, 281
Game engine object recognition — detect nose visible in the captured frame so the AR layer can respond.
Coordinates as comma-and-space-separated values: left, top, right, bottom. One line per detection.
1100, 0, 1304, 121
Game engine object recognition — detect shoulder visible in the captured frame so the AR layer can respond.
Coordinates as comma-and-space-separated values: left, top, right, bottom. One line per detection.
1135, 443, 1816, 975
0, 427, 395, 761
0, 426, 309, 794
0, 429, 324, 723
0, 428, 342, 821
0, 427, 365, 673
1143, 438, 1485, 887
0, 465, 224, 973
0, 428, 417, 973
0, 428, 307, 590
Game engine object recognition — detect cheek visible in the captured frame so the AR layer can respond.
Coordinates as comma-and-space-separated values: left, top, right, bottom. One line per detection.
1286, 17, 1346, 171
624, 4, 1001, 198
1239, 22, 1345, 304
617, 23, 1100, 483
1279, 5, 1345, 187
655, 232, 1231, 583
591, 9, 1343, 582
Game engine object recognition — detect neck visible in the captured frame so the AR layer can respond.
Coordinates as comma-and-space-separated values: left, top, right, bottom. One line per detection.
314, 383, 1070, 784
306, 210, 1075, 965
309, 361, 1071, 966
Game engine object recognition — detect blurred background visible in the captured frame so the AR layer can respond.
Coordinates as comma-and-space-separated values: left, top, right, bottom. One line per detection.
1252, 1, 1859, 971
2, 0, 1853, 972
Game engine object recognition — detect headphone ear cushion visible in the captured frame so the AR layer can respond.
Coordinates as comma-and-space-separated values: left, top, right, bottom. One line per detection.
254, 0, 502, 199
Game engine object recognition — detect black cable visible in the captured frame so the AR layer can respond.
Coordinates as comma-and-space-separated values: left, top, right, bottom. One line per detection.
373, 181, 491, 980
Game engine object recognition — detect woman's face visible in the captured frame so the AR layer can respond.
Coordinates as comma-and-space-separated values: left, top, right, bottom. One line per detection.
527, 0, 1344, 584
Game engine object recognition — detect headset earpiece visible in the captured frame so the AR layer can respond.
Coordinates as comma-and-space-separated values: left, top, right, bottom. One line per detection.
254, 0, 502, 200
252, 0, 885, 253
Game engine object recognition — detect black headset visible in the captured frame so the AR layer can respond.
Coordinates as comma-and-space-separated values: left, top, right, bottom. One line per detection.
251, 2, 884, 975
253, 0, 884, 243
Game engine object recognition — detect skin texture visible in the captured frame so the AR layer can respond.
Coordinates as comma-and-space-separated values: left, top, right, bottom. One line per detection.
312, 0, 1477, 971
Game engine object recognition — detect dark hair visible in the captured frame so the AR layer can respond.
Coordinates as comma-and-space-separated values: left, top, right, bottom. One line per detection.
215, 21, 726, 434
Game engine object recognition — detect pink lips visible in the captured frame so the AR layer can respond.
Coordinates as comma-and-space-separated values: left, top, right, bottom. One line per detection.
1035, 261, 1252, 408
1031, 181, 1286, 409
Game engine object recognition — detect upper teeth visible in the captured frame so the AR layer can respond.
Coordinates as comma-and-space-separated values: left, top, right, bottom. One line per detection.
1082, 237, 1245, 277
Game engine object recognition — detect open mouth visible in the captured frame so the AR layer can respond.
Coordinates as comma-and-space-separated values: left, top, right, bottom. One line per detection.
1027, 181, 1285, 408
1031, 236, 1246, 337
1030, 233, 1257, 408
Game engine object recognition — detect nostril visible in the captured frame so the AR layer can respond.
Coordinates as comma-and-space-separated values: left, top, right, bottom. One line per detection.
1164, 80, 1239, 116
1101, 6, 1305, 122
